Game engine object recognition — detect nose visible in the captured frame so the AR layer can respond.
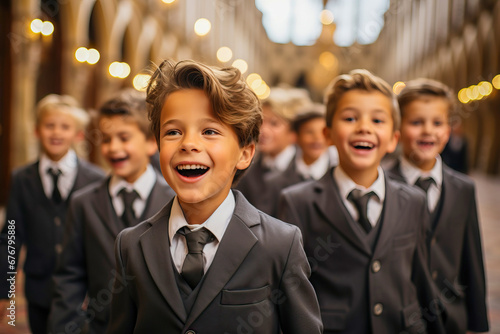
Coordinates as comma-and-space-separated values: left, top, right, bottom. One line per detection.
422, 120, 433, 134
180, 132, 201, 153
108, 137, 121, 152
356, 116, 372, 133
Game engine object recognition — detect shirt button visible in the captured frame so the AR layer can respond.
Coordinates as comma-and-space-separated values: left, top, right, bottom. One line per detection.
54, 217, 61, 226
432, 270, 438, 280
185, 330, 196, 334
55, 244, 63, 254
373, 303, 383, 316
372, 260, 381, 273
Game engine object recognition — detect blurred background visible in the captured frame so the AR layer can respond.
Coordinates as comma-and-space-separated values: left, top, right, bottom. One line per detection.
0, 0, 499, 332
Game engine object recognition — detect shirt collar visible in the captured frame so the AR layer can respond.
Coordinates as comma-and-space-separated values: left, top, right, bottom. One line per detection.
109, 164, 156, 200
39, 149, 77, 176
295, 149, 330, 180
168, 190, 235, 244
262, 145, 296, 172
400, 156, 443, 187
333, 165, 385, 202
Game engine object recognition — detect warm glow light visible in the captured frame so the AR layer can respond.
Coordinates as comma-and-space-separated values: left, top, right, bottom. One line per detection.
246, 73, 262, 87
478, 81, 492, 97
75, 47, 89, 62
109, 62, 131, 78
258, 85, 271, 100
194, 18, 211, 36
232, 59, 248, 74
87, 49, 100, 64
31, 19, 43, 33
319, 51, 337, 69
492, 75, 500, 90
254, 82, 268, 96
162, 0, 176, 3
393, 81, 406, 95
471, 85, 480, 100
216, 46, 233, 63
133, 74, 151, 91
465, 86, 475, 100
320, 9, 334, 25
458, 88, 470, 104
41, 21, 54, 36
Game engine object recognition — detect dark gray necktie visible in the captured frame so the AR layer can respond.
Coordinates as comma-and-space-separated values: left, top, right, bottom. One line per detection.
415, 177, 435, 194
178, 227, 215, 289
48, 168, 62, 204
348, 189, 376, 233
119, 188, 140, 226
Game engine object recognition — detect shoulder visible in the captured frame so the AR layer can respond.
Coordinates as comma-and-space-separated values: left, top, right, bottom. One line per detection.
78, 159, 105, 179
71, 178, 107, 205
387, 177, 426, 205
10, 161, 38, 180
443, 165, 475, 192
281, 177, 322, 203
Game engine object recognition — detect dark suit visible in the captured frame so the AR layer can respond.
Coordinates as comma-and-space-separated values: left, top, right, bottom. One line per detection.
107, 191, 322, 334
386, 161, 489, 333
279, 168, 445, 334
49, 173, 175, 334
0, 159, 104, 333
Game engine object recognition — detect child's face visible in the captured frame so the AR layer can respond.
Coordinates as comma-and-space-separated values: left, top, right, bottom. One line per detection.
258, 105, 295, 157
159, 89, 254, 207
100, 115, 157, 183
400, 98, 451, 171
297, 118, 328, 165
327, 90, 399, 176
36, 109, 81, 162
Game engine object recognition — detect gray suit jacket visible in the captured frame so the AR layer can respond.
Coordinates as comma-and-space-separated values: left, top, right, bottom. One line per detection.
49, 173, 175, 334
386, 161, 489, 333
107, 191, 323, 334
279, 168, 445, 334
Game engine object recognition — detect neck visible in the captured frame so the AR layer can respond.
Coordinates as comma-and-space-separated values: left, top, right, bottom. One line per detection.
406, 156, 436, 172
343, 166, 379, 188
179, 189, 230, 225
303, 154, 319, 166
46, 151, 67, 162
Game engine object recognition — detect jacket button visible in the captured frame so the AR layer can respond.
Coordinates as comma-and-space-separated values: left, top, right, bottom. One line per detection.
373, 303, 383, 316
372, 260, 381, 273
432, 270, 438, 280
54, 217, 61, 226
55, 244, 62, 254
430, 237, 436, 246
185, 330, 196, 334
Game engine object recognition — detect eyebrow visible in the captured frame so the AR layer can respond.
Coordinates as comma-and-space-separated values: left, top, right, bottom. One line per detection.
161, 117, 222, 129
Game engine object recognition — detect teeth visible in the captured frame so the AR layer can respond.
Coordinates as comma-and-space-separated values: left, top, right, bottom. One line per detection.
353, 141, 374, 148
177, 164, 208, 170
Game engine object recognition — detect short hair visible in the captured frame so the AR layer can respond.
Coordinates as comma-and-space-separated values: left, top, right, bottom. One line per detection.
324, 69, 400, 131
36, 94, 89, 130
99, 88, 152, 138
147, 59, 262, 148
292, 104, 326, 133
397, 78, 455, 119
264, 86, 312, 124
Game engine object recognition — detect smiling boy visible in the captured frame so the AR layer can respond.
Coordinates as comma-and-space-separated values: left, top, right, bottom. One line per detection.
107, 60, 322, 334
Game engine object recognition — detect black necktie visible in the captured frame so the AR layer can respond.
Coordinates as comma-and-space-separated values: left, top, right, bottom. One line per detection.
348, 189, 376, 233
177, 227, 215, 289
119, 188, 140, 227
415, 177, 435, 193
48, 168, 62, 204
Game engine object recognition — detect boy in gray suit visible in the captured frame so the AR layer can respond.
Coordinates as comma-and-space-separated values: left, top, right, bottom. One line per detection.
386, 79, 488, 333
0, 95, 104, 333
107, 60, 322, 334
279, 70, 445, 333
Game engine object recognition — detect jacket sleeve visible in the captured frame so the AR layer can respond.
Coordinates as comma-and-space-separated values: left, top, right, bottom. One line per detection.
278, 227, 323, 334
461, 185, 488, 332
49, 196, 89, 333
106, 230, 137, 334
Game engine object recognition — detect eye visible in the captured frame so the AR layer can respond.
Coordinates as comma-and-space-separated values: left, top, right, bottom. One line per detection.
410, 120, 422, 126
434, 121, 443, 126
164, 129, 181, 136
102, 136, 111, 144
203, 129, 219, 136
373, 118, 384, 124
343, 117, 355, 122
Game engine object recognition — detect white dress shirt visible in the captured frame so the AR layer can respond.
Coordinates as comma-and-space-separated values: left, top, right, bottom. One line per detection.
333, 165, 385, 227
295, 149, 331, 180
169, 190, 235, 274
400, 156, 443, 212
39, 149, 78, 200
262, 145, 296, 172
108, 164, 156, 218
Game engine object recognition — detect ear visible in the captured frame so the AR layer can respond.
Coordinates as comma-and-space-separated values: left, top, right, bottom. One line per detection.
386, 130, 400, 154
146, 137, 158, 157
236, 143, 256, 170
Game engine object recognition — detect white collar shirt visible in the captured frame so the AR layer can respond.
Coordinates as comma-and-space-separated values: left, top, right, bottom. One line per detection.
39, 149, 78, 200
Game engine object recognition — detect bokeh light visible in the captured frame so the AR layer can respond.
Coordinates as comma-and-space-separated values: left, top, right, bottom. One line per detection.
30, 19, 43, 33
109, 62, 131, 78
319, 51, 337, 69
393, 81, 406, 95
194, 18, 211, 36
320, 9, 334, 25
232, 59, 248, 74
133, 74, 151, 91
41, 21, 54, 36
75, 47, 89, 63
216, 47, 233, 63
87, 48, 100, 64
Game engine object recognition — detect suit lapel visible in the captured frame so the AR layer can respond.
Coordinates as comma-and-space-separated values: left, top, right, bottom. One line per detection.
313, 172, 372, 257
139, 202, 188, 322
70, 159, 90, 195
432, 166, 459, 235
385, 160, 406, 183
91, 178, 122, 237
373, 176, 407, 258
139, 176, 172, 222
184, 192, 259, 328
28, 161, 54, 208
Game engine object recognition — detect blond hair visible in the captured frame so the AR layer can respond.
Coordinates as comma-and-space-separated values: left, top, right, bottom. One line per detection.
36, 94, 89, 130
264, 86, 312, 124
324, 69, 400, 131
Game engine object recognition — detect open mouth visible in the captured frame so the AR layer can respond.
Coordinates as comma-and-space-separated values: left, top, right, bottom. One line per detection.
417, 140, 435, 148
110, 156, 128, 164
176, 164, 209, 178
351, 141, 375, 150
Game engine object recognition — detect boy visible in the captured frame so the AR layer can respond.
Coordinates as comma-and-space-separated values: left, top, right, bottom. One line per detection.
386, 79, 488, 333
107, 60, 322, 334
279, 70, 445, 333
49, 89, 175, 334
235, 87, 309, 215
0, 94, 105, 333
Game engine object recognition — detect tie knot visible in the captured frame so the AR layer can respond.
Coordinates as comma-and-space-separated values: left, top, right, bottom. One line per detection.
415, 177, 435, 193
347, 189, 376, 204
347, 189, 376, 233
48, 168, 62, 179
119, 188, 139, 207
178, 227, 215, 254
